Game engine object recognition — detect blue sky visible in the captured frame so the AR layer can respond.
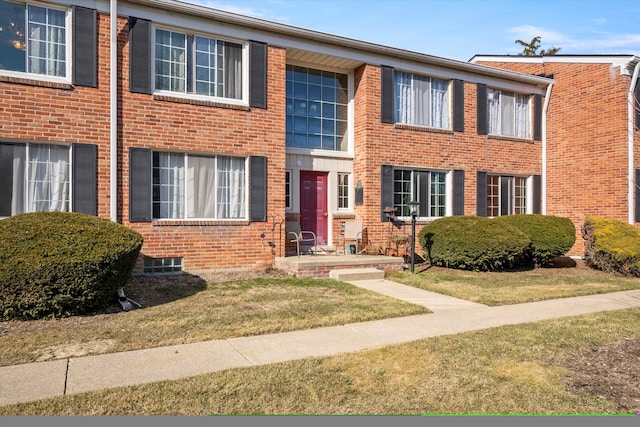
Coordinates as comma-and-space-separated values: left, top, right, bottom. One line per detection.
182, 0, 640, 61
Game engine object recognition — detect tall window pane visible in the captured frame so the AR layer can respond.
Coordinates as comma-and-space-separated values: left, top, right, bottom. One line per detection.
395, 71, 450, 129
155, 29, 186, 92
338, 173, 349, 209
27, 144, 70, 212
217, 156, 245, 219
153, 152, 185, 219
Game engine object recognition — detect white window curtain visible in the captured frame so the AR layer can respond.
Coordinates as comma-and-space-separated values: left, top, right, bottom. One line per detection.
223, 42, 243, 99
501, 91, 515, 136
395, 71, 412, 124
186, 155, 216, 218
27, 6, 66, 77
11, 145, 26, 215
216, 156, 245, 219
488, 88, 501, 135
431, 78, 449, 129
27, 144, 69, 213
514, 94, 529, 138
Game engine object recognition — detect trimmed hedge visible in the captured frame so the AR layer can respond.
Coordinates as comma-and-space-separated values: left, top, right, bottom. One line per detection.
0, 212, 143, 320
417, 216, 531, 271
494, 214, 576, 266
582, 216, 640, 277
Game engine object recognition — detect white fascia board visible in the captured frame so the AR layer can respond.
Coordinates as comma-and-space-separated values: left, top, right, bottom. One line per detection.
471, 55, 640, 76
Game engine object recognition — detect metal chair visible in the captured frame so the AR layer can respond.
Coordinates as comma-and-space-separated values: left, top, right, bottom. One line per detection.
286, 220, 317, 257
342, 221, 363, 256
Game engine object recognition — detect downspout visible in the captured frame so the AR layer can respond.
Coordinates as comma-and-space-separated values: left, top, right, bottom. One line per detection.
542, 80, 554, 215
110, 0, 118, 222
627, 59, 640, 224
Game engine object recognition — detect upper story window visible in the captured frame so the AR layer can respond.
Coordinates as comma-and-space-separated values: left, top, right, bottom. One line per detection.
286, 65, 348, 152
154, 28, 243, 101
0, 1, 69, 79
394, 168, 446, 218
487, 89, 530, 138
395, 71, 450, 129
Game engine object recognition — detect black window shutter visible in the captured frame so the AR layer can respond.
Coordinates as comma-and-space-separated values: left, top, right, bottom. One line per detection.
249, 41, 267, 109
0, 144, 24, 217
380, 164, 394, 221
476, 171, 487, 216
72, 143, 97, 216
249, 156, 268, 222
380, 66, 395, 124
533, 94, 542, 141
533, 174, 542, 214
129, 147, 152, 222
453, 79, 464, 132
636, 169, 640, 222
635, 83, 640, 131
476, 83, 487, 135
72, 6, 97, 88
453, 169, 464, 215
129, 17, 152, 94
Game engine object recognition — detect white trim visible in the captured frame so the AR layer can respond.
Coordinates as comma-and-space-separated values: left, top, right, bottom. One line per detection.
541, 81, 554, 215
628, 60, 640, 224
470, 55, 639, 76
110, 0, 118, 222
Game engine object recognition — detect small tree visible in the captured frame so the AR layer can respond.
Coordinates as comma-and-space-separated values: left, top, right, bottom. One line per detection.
515, 36, 561, 56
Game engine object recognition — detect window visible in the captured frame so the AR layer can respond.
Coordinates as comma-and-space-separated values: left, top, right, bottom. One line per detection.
286, 65, 348, 151
393, 169, 446, 218
285, 170, 291, 209
486, 175, 527, 216
338, 173, 349, 209
152, 152, 246, 219
487, 89, 530, 138
395, 71, 450, 129
143, 257, 183, 275
155, 28, 243, 100
0, 1, 69, 78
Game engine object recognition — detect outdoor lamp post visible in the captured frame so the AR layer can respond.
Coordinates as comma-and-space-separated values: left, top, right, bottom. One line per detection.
408, 200, 420, 274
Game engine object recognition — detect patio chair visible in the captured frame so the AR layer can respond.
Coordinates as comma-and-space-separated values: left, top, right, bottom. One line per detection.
342, 221, 363, 256
286, 220, 317, 257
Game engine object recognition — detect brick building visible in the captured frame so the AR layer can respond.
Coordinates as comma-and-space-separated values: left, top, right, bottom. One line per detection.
1, 0, 556, 274
471, 55, 640, 254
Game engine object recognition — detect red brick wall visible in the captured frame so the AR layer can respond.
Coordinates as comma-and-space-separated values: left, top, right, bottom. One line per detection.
476, 60, 637, 255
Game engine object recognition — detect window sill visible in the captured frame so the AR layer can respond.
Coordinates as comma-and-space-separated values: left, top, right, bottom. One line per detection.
332, 211, 356, 219
0, 75, 73, 90
152, 219, 250, 226
393, 123, 453, 134
153, 94, 251, 111
487, 134, 534, 144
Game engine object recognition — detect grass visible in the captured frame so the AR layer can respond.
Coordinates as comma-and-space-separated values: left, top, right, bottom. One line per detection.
387, 264, 640, 306
2, 307, 638, 415
0, 276, 428, 367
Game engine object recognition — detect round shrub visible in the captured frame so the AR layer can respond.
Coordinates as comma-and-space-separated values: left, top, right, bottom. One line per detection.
0, 212, 143, 320
582, 216, 640, 277
417, 216, 531, 271
494, 214, 576, 266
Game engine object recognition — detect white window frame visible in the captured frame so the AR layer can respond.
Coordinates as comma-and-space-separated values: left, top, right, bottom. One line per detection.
151, 25, 249, 106
0, 0, 71, 84
393, 168, 450, 220
285, 169, 292, 210
151, 151, 248, 221
487, 88, 531, 138
486, 174, 532, 217
337, 172, 350, 210
394, 71, 451, 129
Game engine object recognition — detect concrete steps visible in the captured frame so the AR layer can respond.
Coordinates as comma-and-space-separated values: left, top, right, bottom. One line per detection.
329, 268, 385, 281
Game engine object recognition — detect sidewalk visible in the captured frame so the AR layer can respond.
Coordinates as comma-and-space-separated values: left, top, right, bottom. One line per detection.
1, 277, 640, 407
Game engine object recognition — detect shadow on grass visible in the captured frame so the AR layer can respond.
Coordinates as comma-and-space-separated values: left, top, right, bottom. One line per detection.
119, 273, 208, 310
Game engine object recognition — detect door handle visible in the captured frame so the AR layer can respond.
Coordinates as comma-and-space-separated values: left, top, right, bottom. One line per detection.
323, 212, 328, 217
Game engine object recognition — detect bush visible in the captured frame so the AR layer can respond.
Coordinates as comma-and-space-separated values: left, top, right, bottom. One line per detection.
417, 216, 531, 271
0, 212, 143, 320
494, 214, 576, 266
582, 216, 640, 277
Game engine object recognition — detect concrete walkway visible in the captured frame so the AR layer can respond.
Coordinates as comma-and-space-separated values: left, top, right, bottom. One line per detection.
1, 275, 640, 407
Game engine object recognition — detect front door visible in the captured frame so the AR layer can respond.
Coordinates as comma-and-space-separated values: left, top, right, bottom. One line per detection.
300, 171, 328, 245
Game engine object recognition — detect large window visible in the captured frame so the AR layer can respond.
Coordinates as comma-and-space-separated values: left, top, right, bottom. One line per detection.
395, 71, 449, 129
394, 169, 446, 218
155, 28, 243, 100
487, 89, 530, 138
152, 152, 246, 219
486, 175, 527, 216
286, 65, 348, 152
1, 143, 70, 216
0, 1, 68, 78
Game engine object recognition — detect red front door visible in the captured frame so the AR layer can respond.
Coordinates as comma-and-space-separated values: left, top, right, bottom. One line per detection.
300, 171, 328, 245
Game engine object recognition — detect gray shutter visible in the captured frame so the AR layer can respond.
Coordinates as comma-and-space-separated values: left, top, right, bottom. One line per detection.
129, 17, 151, 94
249, 156, 267, 222
72, 143, 97, 216
453, 169, 464, 215
0, 144, 23, 217
476, 171, 487, 216
453, 79, 464, 132
129, 147, 152, 222
380, 66, 395, 124
72, 6, 97, 88
381, 164, 394, 221
636, 169, 640, 222
249, 41, 267, 109
533, 94, 542, 141
533, 174, 542, 214
477, 83, 488, 135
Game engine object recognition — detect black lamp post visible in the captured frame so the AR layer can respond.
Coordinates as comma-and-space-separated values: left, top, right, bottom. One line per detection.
408, 200, 420, 273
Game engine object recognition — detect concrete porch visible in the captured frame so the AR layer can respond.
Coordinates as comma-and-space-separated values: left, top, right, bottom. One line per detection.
274, 254, 406, 279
